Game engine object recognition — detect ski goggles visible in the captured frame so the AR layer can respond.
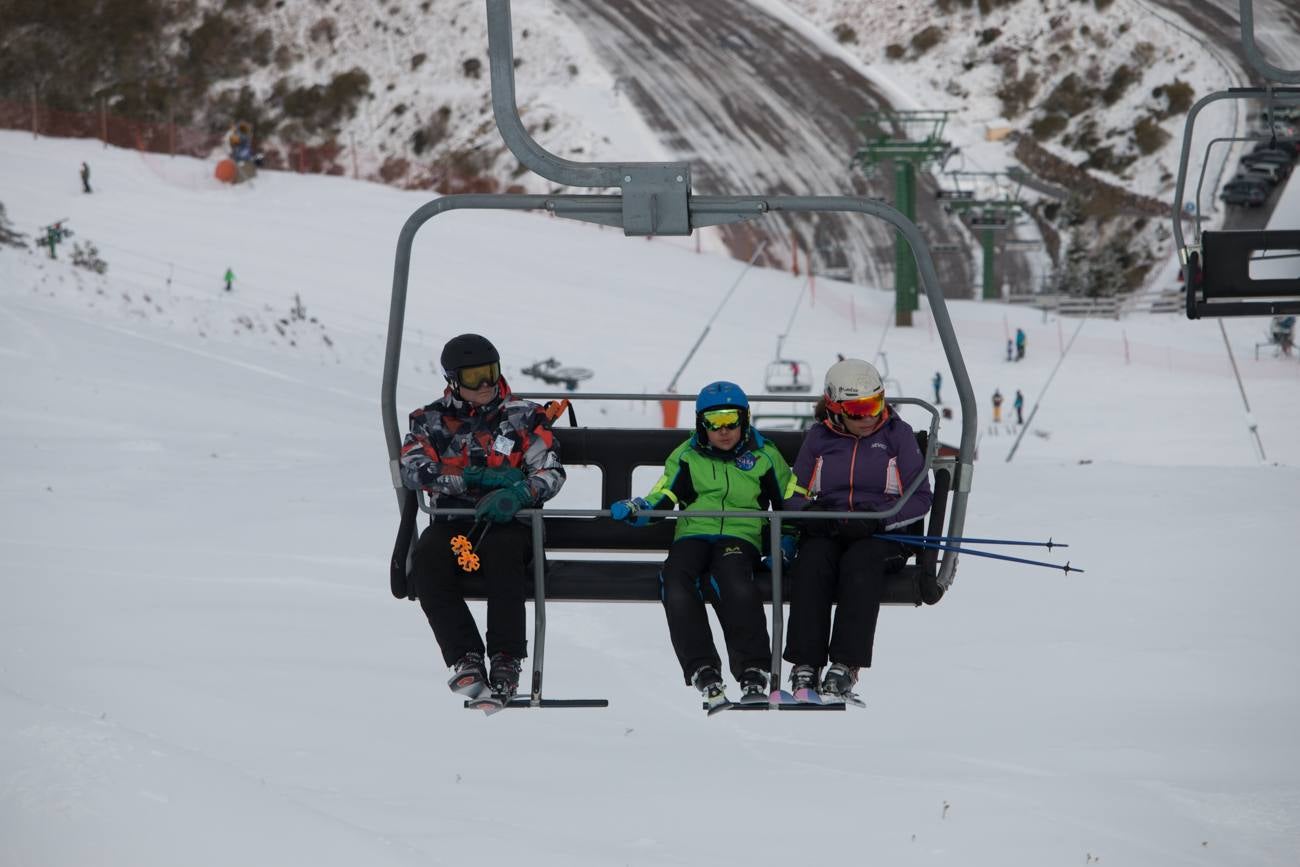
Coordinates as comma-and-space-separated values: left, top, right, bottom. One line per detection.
449, 361, 501, 390
826, 392, 885, 419
699, 408, 743, 431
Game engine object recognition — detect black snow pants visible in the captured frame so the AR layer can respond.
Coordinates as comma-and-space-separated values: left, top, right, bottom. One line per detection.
660, 536, 771, 684
411, 519, 529, 666
782, 531, 912, 670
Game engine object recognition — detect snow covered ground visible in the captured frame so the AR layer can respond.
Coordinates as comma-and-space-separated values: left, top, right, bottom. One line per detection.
2, 132, 1298, 866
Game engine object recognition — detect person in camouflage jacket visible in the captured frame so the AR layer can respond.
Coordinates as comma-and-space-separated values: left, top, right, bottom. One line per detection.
399, 334, 565, 700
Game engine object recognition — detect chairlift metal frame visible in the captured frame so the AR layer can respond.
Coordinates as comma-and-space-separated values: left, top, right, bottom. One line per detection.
381, 0, 977, 709
1174, 0, 1300, 318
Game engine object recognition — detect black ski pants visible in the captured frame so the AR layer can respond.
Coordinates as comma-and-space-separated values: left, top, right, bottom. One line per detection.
411, 519, 529, 667
660, 536, 771, 684
783, 533, 910, 670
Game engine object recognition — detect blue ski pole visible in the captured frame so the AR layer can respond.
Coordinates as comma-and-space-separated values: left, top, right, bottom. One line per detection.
878, 535, 1083, 574
879, 534, 1068, 551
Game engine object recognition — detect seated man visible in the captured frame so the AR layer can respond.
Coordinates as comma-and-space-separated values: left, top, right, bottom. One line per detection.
399, 334, 565, 704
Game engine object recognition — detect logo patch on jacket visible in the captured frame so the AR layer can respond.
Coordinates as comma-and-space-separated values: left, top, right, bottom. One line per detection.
735, 452, 756, 470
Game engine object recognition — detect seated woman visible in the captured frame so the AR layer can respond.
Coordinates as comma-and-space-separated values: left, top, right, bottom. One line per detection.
782, 359, 932, 704
611, 381, 792, 710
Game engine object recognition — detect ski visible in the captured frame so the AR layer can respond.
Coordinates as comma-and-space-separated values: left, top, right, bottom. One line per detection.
737, 690, 769, 706
699, 684, 732, 715
447, 668, 488, 699
466, 694, 506, 715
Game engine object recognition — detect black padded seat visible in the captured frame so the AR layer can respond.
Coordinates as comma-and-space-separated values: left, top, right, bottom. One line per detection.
449, 426, 951, 606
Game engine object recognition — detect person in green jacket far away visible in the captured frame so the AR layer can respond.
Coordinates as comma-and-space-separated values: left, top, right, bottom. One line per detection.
223, 267, 235, 292
610, 381, 794, 710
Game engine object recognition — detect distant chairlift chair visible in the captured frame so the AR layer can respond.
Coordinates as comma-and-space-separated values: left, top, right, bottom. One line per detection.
763, 358, 813, 392
1174, 0, 1300, 319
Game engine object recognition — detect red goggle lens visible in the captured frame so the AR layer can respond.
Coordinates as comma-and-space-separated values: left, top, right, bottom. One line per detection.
827, 393, 884, 419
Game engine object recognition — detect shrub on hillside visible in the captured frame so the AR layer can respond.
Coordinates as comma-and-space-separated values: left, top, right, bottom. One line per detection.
1102, 64, 1139, 105
1153, 80, 1194, 118
911, 26, 945, 55
0, 203, 27, 249
1044, 73, 1098, 116
309, 18, 338, 45
1133, 115, 1169, 154
1082, 146, 1136, 175
997, 71, 1038, 118
71, 241, 107, 274
462, 58, 483, 79
885, 44, 906, 60
833, 23, 858, 44
277, 68, 371, 134
410, 105, 451, 156
1031, 114, 1068, 140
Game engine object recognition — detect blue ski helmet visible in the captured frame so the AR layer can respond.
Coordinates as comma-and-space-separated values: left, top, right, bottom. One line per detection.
695, 381, 749, 413
695, 381, 750, 452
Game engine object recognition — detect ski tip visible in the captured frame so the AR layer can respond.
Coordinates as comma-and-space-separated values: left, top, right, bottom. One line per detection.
769, 689, 797, 704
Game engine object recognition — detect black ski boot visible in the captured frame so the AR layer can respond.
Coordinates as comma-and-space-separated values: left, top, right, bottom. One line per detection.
488, 652, 522, 699
692, 665, 730, 715
447, 652, 487, 698
789, 664, 821, 703
820, 662, 864, 707
738, 667, 769, 705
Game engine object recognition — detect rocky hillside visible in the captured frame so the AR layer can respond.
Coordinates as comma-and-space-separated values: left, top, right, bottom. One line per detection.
0, 0, 634, 192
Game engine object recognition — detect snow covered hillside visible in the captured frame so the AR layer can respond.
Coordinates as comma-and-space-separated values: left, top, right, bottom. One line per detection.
2, 133, 1298, 866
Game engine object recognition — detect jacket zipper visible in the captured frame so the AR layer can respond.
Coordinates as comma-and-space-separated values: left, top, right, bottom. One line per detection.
847, 437, 861, 510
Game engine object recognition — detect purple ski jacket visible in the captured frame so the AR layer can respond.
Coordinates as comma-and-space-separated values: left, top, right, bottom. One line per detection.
783, 409, 932, 531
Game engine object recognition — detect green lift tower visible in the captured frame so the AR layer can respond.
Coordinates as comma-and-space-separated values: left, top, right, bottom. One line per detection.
851, 110, 954, 327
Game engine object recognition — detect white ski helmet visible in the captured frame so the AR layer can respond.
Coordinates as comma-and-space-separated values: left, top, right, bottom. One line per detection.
824, 358, 883, 403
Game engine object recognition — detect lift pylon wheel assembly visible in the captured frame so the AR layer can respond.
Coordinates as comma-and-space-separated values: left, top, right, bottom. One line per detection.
382, 0, 978, 710
935, 172, 1028, 300
1174, 0, 1300, 318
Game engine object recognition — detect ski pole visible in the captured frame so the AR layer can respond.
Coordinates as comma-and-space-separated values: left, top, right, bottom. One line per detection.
878, 533, 1068, 551
881, 536, 1083, 574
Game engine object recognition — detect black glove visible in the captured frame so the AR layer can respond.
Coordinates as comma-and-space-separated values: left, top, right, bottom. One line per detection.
796, 499, 836, 537
836, 517, 885, 540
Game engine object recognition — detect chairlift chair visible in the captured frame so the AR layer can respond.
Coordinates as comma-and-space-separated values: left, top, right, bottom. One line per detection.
382, 0, 978, 711
1174, 0, 1300, 319
763, 358, 813, 393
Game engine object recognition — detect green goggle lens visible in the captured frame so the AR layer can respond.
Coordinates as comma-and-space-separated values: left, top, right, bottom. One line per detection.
700, 408, 742, 431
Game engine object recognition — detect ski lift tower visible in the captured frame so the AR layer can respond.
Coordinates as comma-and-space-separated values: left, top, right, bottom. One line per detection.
852, 109, 955, 326
937, 171, 1026, 300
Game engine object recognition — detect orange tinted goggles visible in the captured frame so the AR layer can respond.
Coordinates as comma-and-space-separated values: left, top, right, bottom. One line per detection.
827, 393, 885, 419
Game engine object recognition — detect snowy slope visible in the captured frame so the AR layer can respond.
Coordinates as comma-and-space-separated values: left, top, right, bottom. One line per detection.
2, 133, 1299, 866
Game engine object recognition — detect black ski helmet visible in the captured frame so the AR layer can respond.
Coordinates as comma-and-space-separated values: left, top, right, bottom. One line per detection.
440, 333, 499, 379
